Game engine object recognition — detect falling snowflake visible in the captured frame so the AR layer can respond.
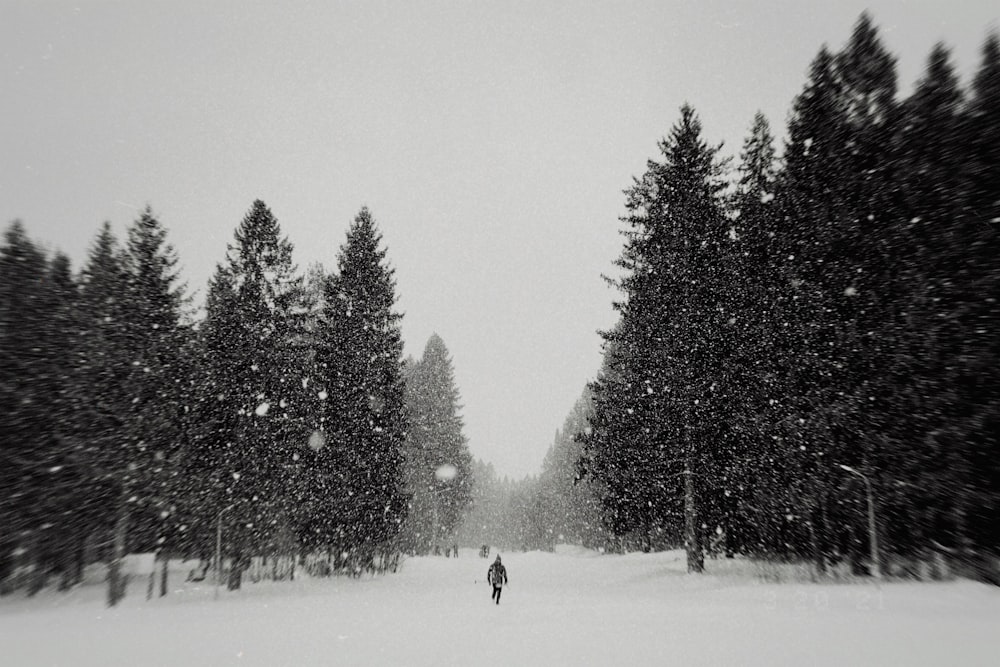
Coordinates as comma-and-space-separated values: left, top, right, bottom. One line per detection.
255, 402, 270, 416
435, 464, 458, 482
308, 430, 326, 451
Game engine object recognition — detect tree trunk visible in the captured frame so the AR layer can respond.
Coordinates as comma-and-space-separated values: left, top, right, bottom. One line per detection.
806, 517, 822, 581
107, 502, 130, 607
951, 496, 974, 578
227, 551, 245, 590
0, 536, 13, 586
27, 531, 47, 596
72, 534, 85, 587
226, 564, 241, 590
159, 550, 169, 597
56, 531, 86, 591
684, 467, 703, 573
724, 515, 735, 559
848, 523, 867, 576
57, 536, 73, 592
818, 494, 831, 575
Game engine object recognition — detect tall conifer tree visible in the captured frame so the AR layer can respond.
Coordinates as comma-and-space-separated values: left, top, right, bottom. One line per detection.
0, 224, 78, 587
724, 113, 784, 557
195, 200, 308, 588
956, 32, 1000, 557
585, 106, 728, 570
401, 334, 473, 554
313, 208, 408, 566
119, 208, 189, 591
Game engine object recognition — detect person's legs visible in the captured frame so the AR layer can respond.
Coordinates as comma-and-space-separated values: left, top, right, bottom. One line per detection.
495, 587, 502, 604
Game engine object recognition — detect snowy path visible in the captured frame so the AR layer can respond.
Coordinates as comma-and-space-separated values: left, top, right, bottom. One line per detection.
2, 547, 998, 666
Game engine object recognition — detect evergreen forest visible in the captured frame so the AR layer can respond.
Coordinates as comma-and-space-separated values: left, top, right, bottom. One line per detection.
2, 14, 998, 604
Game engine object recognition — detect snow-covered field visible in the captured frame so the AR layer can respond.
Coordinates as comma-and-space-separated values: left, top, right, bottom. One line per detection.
1, 546, 998, 666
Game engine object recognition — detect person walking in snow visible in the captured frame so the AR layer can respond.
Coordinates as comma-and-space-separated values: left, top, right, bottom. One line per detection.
487, 554, 507, 604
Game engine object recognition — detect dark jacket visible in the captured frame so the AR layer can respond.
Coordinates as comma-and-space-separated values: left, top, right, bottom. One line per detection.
488, 563, 507, 587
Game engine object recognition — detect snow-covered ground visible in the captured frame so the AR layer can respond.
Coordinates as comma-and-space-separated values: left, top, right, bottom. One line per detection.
1, 546, 998, 666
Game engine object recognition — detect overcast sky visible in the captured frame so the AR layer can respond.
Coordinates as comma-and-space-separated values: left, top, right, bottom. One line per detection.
2, 1, 996, 478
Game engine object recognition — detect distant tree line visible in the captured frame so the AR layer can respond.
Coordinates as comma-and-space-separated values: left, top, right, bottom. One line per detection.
0, 201, 473, 603
455, 395, 603, 554
578, 14, 999, 581
454, 460, 548, 552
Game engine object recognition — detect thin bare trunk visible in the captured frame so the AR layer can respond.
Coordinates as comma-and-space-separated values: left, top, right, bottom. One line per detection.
684, 466, 703, 573
107, 502, 130, 607
159, 550, 169, 597
27, 531, 47, 596
227, 550, 244, 590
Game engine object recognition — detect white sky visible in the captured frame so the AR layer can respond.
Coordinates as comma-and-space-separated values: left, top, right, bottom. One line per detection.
2, 0, 996, 478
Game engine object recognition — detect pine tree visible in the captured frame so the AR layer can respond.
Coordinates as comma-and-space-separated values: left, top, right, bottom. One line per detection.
896, 43, 965, 243
955, 32, 1000, 559
0, 223, 78, 590
965, 33, 1000, 228
723, 112, 784, 558
67, 211, 191, 604
312, 207, 408, 570
401, 334, 473, 554
195, 200, 308, 589
836, 14, 912, 576
774, 42, 859, 570
584, 105, 729, 570
876, 43, 966, 560
43, 251, 89, 589
118, 207, 189, 592
72, 221, 140, 603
